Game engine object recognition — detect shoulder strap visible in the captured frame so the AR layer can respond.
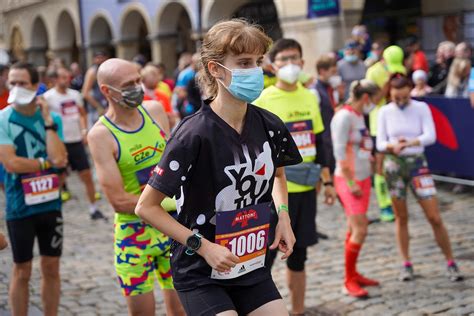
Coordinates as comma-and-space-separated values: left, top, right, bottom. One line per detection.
139, 105, 167, 139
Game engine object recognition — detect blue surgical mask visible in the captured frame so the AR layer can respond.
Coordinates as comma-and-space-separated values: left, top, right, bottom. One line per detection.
344, 55, 358, 63
216, 62, 264, 103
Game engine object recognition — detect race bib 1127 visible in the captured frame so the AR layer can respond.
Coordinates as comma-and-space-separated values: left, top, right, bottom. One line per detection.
211, 202, 271, 280
21, 170, 60, 206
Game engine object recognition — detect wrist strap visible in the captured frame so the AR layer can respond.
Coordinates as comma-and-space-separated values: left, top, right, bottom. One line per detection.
323, 181, 334, 187
38, 157, 50, 171
38, 157, 44, 171
277, 204, 289, 214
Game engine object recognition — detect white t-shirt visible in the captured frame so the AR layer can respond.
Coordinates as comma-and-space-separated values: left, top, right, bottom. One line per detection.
44, 88, 84, 143
376, 99, 436, 156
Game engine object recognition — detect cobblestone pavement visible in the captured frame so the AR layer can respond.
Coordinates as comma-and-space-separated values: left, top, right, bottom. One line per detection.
0, 174, 473, 316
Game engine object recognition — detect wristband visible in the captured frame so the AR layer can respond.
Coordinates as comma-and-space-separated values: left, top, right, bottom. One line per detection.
277, 204, 289, 214
347, 179, 355, 187
323, 181, 334, 187
38, 157, 50, 171
38, 157, 44, 171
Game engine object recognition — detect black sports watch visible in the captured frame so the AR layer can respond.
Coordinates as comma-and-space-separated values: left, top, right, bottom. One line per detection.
185, 233, 203, 255
45, 123, 58, 132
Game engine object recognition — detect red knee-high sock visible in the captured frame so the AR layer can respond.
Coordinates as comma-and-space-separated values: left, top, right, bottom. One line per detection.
345, 241, 362, 282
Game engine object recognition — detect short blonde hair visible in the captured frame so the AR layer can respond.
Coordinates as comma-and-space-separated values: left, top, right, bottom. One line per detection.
197, 19, 272, 99
141, 64, 159, 78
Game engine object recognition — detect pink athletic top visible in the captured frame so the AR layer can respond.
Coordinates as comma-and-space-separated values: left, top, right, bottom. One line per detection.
331, 105, 373, 180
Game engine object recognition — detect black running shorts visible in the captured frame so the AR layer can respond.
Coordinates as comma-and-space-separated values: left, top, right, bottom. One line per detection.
7, 211, 63, 263
177, 277, 282, 315
65, 142, 90, 172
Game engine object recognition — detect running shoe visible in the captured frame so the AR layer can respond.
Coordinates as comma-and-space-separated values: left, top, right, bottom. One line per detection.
447, 263, 464, 282
90, 209, 108, 221
399, 265, 414, 281
61, 190, 71, 202
380, 206, 395, 222
354, 273, 380, 287
342, 280, 368, 298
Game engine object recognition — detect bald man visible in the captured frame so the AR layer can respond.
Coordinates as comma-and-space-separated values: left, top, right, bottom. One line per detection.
88, 59, 185, 316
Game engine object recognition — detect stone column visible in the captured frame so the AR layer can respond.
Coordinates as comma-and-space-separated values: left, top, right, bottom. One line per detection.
280, 16, 344, 73
115, 39, 139, 61
26, 47, 48, 67
150, 34, 178, 76
51, 47, 73, 66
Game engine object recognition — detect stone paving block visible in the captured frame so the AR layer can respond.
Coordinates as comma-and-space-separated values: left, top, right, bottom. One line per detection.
397, 310, 424, 316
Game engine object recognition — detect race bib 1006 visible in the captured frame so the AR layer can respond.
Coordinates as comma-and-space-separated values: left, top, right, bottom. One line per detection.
21, 170, 60, 206
211, 202, 271, 280
286, 120, 316, 158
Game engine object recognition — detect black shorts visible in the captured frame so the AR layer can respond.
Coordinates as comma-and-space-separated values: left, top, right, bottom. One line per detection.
268, 190, 318, 248
65, 142, 90, 172
7, 211, 63, 263
177, 277, 281, 315
288, 190, 318, 247
267, 190, 316, 269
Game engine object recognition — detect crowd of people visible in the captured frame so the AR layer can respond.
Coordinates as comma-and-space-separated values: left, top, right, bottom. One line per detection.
0, 19, 472, 316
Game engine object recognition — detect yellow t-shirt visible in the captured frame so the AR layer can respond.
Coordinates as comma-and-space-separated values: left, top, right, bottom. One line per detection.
366, 61, 390, 136
156, 81, 172, 99
254, 84, 324, 193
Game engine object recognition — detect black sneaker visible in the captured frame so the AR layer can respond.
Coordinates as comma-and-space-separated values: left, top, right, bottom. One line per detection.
399, 265, 414, 281
90, 210, 108, 221
447, 263, 464, 282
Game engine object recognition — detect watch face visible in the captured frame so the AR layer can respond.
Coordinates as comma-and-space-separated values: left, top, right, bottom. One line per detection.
187, 235, 201, 250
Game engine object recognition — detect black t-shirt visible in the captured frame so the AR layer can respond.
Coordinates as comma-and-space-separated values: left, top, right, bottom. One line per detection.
148, 100, 302, 290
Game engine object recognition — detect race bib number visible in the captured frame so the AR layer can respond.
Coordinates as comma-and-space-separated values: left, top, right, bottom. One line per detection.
61, 100, 79, 118
358, 129, 373, 159
21, 171, 60, 206
286, 120, 316, 158
211, 203, 271, 280
412, 167, 437, 198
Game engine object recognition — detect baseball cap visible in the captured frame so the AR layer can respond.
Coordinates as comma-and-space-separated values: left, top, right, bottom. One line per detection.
382, 45, 406, 75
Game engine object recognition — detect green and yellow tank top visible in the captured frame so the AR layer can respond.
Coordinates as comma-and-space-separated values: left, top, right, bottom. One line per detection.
100, 106, 173, 223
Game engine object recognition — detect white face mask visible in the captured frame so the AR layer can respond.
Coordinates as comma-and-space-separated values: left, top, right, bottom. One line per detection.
8, 86, 37, 106
328, 75, 342, 88
363, 102, 376, 114
277, 63, 301, 84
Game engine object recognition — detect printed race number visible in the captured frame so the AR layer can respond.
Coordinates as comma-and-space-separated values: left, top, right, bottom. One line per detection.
228, 230, 266, 257
286, 120, 316, 158
211, 203, 271, 280
412, 166, 437, 198
21, 171, 60, 206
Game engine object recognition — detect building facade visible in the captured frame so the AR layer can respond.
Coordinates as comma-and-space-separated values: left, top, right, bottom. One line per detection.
0, 0, 473, 74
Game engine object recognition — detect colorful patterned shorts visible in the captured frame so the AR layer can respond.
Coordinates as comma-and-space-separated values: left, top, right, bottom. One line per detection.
114, 221, 173, 296
383, 154, 437, 200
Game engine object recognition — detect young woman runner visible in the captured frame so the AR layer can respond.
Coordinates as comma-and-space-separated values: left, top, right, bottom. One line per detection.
377, 73, 463, 282
331, 79, 381, 298
135, 19, 302, 315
